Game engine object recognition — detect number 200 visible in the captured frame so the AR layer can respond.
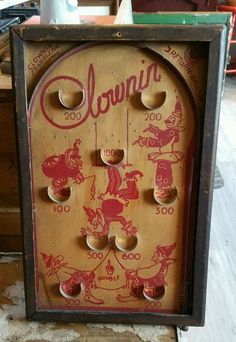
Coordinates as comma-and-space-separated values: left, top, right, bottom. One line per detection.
64, 111, 81, 121
145, 112, 162, 121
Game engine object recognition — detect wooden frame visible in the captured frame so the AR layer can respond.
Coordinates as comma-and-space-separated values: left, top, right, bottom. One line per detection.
11, 24, 226, 326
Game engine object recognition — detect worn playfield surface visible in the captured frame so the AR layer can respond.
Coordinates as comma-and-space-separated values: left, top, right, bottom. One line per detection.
25, 40, 206, 312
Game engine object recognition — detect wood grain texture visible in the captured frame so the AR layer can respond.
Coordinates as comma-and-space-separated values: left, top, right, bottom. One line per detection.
0, 73, 11, 90
12, 24, 224, 42
0, 212, 20, 235
0, 236, 22, 251
178, 77, 236, 341
0, 153, 19, 208
0, 102, 16, 153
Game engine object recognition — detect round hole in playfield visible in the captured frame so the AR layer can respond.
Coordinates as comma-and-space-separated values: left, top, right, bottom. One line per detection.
141, 90, 166, 109
59, 281, 82, 299
86, 235, 109, 251
153, 187, 177, 205
115, 235, 138, 252
58, 88, 85, 110
100, 148, 126, 166
143, 285, 165, 301
47, 186, 72, 203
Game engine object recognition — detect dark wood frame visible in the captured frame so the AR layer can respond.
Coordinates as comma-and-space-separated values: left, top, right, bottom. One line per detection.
11, 24, 226, 326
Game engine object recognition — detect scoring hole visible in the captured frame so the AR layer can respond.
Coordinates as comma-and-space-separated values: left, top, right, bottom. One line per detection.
141, 91, 166, 110
59, 281, 82, 298
115, 235, 138, 252
58, 89, 85, 110
100, 148, 125, 166
47, 186, 72, 203
153, 187, 177, 205
86, 235, 109, 251
143, 285, 165, 301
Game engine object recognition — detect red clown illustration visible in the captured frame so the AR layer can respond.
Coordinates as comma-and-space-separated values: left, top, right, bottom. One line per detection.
81, 166, 143, 238
41, 138, 96, 199
117, 243, 176, 302
133, 96, 184, 200
40, 242, 176, 305
41, 252, 104, 304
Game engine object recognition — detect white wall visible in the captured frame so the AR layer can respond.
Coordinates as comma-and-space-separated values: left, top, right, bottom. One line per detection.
78, 6, 110, 15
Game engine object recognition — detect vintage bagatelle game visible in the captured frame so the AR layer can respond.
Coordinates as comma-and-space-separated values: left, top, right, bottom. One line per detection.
11, 24, 226, 326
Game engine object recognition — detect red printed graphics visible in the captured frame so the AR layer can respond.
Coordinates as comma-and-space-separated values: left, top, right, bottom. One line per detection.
40, 242, 176, 306
40, 62, 161, 130
159, 44, 207, 108
41, 252, 104, 304
28, 43, 196, 313
133, 96, 184, 201
42, 138, 96, 199
117, 243, 176, 302
81, 166, 143, 238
